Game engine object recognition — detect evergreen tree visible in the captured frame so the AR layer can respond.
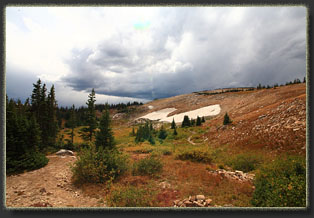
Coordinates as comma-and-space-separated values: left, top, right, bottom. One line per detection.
135, 122, 155, 144
171, 118, 176, 129
201, 116, 205, 123
130, 127, 136, 136
47, 85, 58, 146
181, 115, 191, 128
6, 96, 47, 174
31, 79, 42, 121
81, 89, 97, 142
27, 114, 42, 152
135, 126, 144, 143
95, 105, 115, 150
191, 119, 195, 126
173, 127, 178, 136
223, 112, 232, 125
303, 77, 306, 83
148, 134, 155, 145
39, 83, 49, 149
67, 104, 76, 146
158, 125, 167, 140
196, 116, 202, 126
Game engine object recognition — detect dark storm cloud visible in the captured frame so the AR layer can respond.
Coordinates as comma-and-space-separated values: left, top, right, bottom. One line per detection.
62, 7, 306, 100
6, 65, 39, 101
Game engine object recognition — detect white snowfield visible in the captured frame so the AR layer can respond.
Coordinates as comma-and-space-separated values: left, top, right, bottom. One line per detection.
140, 108, 177, 121
138, 104, 221, 123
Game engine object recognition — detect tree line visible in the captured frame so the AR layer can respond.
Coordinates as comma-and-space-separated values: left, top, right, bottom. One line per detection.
57, 101, 143, 129
6, 79, 58, 174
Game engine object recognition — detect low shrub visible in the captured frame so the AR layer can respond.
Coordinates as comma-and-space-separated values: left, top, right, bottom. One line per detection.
6, 151, 49, 174
176, 150, 212, 164
133, 156, 163, 176
251, 155, 306, 207
107, 185, 157, 207
226, 153, 262, 172
132, 144, 155, 154
162, 149, 172, 156
218, 164, 225, 169
71, 147, 128, 184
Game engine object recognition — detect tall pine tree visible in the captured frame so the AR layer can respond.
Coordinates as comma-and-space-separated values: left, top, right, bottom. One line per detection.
67, 104, 76, 146
182, 115, 191, 127
171, 118, 176, 129
31, 79, 42, 122
47, 85, 58, 146
223, 112, 232, 125
81, 89, 97, 142
196, 116, 202, 126
95, 105, 115, 150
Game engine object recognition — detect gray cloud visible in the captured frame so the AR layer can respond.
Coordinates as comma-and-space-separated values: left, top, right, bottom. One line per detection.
62, 7, 306, 100
6, 65, 39, 101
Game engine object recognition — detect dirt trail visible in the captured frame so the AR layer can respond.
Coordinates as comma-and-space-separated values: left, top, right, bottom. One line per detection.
6, 155, 106, 208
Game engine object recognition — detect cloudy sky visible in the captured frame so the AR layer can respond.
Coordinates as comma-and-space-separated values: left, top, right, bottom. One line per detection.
6, 6, 306, 107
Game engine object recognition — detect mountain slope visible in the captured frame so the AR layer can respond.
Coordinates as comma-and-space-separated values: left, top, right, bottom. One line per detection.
135, 83, 306, 155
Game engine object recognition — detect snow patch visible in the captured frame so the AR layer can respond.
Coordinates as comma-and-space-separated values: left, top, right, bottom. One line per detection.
138, 105, 221, 123
140, 108, 177, 121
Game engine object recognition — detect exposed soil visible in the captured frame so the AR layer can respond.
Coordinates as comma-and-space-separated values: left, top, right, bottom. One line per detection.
6, 155, 106, 208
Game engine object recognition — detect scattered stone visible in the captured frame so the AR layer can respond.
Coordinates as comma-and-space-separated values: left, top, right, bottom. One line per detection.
208, 169, 255, 182
15, 191, 24, 196
258, 115, 266, 119
205, 199, 212, 205
159, 181, 171, 189
173, 195, 213, 207
39, 188, 46, 194
30, 202, 53, 207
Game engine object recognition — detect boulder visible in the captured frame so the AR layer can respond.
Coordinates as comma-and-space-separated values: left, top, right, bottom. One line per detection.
56, 149, 74, 156
196, 195, 205, 201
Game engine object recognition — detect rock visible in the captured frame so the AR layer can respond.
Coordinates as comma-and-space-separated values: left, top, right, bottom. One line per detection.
205, 199, 212, 206
16, 191, 24, 196
235, 170, 243, 175
173, 200, 180, 205
184, 201, 194, 207
112, 113, 125, 120
196, 195, 205, 201
30, 202, 53, 207
56, 149, 74, 156
159, 181, 171, 189
177, 201, 183, 207
39, 188, 46, 194
189, 195, 196, 201
258, 115, 266, 119
194, 201, 205, 207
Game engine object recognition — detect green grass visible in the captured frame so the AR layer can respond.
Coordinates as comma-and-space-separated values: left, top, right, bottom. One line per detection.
106, 184, 158, 207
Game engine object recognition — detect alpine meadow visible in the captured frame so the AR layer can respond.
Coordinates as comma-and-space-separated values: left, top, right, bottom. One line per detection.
5, 6, 307, 209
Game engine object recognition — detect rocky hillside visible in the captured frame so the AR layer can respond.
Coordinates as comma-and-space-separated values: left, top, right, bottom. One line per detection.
134, 83, 306, 155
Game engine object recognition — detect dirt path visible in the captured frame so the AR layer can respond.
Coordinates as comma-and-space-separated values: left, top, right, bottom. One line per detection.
187, 135, 196, 145
6, 155, 106, 208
